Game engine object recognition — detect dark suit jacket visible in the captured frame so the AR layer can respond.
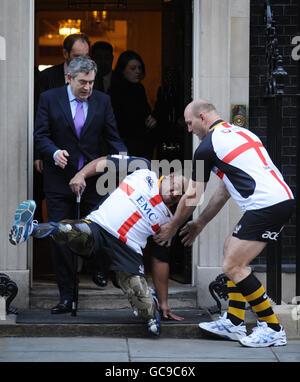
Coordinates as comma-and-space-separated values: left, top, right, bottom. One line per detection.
34, 85, 127, 195
39, 62, 65, 94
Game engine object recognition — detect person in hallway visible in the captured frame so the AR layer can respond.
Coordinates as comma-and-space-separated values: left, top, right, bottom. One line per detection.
154, 98, 295, 347
109, 50, 157, 161
34, 55, 127, 314
9, 155, 188, 336
91, 41, 114, 94
38, 33, 90, 93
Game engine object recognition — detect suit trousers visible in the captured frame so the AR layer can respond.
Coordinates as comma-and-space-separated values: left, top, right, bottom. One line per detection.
45, 189, 104, 301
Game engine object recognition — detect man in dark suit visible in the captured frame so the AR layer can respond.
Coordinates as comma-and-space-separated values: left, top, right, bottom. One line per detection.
39, 33, 90, 94
34, 34, 91, 218
34, 55, 127, 313
36, 33, 109, 288
91, 41, 114, 94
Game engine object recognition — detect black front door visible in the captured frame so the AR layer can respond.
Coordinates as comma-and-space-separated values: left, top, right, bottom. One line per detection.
158, 0, 193, 283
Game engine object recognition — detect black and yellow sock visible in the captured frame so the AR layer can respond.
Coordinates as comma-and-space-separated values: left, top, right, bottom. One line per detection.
227, 280, 246, 325
237, 273, 281, 332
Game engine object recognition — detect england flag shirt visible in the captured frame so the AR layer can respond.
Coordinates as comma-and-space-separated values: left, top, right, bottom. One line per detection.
86, 169, 173, 255
192, 120, 294, 211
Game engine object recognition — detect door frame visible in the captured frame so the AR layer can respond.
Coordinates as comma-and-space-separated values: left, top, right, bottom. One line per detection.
191, 0, 201, 286
28, 0, 35, 287
28, 0, 199, 286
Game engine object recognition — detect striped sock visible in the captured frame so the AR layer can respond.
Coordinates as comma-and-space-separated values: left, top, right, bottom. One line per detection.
237, 273, 281, 332
227, 280, 246, 325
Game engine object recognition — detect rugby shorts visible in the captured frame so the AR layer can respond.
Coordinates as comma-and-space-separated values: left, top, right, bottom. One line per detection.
232, 199, 295, 243
148, 236, 171, 263
88, 221, 145, 277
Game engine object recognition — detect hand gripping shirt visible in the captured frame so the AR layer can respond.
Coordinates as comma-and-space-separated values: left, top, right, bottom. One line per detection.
192, 120, 294, 212
86, 169, 173, 254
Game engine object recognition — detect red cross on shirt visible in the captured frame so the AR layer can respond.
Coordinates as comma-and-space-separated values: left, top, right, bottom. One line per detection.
217, 126, 292, 199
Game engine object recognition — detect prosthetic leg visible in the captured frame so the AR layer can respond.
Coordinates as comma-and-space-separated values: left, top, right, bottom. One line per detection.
114, 271, 161, 336
33, 220, 95, 258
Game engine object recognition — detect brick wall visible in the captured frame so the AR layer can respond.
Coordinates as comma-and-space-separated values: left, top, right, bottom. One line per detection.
249, 0, 300, 264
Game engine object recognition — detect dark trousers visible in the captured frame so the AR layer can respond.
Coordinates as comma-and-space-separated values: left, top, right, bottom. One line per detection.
45, 190, 103, 301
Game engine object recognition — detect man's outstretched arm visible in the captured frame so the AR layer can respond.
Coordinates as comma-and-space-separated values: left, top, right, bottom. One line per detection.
179, 179, 231, 246
154, 179, 206, 246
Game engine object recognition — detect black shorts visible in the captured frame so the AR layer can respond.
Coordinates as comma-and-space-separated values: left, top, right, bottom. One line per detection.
148, 236, 171, 263
232, 199, 295, 243
88, 222, 145, 277
147, 204, 178, 264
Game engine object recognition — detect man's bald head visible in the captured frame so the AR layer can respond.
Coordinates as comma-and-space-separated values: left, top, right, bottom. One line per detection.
184, 98, 220, 139
189, 99, 217, 117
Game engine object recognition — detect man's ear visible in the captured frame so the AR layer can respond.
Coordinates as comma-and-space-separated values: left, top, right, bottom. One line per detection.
199, 112, 205, 121
164, 172, 174, 183
66, 73, 72, 85
63, 48, 68, 61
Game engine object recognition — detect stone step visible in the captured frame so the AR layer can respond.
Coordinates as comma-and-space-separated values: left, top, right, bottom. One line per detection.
0, 308, 257, 339
29, 280, 197, 311
2, 309, 208, 338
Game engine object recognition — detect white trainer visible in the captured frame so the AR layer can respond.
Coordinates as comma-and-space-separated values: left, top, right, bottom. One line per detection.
199, 312, 247, 341
9, 200, 37, 245
239, 320, 287, 347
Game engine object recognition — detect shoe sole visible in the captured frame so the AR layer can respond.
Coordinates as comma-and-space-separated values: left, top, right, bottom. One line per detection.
199, 323, 246, 342
239, 338, 287, 348
9, 200, 36, 245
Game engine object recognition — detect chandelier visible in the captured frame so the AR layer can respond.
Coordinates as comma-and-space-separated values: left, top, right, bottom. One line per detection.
59, 19, 82, 36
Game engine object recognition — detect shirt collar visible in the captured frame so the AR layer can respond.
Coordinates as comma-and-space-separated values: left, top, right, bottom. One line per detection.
208, 119, 224, 132
67, 84, 75, 101
158, 176, 164, 191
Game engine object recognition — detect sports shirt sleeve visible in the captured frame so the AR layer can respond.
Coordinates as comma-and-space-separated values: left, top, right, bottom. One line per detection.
192, 132, 215, 182
107, 154, 151, 173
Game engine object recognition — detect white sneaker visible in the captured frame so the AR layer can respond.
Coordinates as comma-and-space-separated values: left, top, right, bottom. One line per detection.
199, 312, 246, 341
9, 200, 37, 245
239, 320, 287, 348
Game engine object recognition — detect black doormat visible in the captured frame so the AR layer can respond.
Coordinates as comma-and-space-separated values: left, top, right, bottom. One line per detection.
16, 309, 209, 325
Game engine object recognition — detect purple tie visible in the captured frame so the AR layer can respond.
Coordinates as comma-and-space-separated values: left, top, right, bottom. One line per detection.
74, 99, 85, 169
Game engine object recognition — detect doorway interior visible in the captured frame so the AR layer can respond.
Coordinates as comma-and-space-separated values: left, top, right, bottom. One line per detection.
33, 0, 193, 284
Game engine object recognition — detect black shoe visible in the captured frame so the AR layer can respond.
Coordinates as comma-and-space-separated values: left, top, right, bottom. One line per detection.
51, 300, 72, 314
92, 272, 107, 287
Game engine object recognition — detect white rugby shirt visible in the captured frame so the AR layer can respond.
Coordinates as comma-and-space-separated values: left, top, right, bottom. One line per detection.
86, 169, 173, 255
192, 121, 294, 211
